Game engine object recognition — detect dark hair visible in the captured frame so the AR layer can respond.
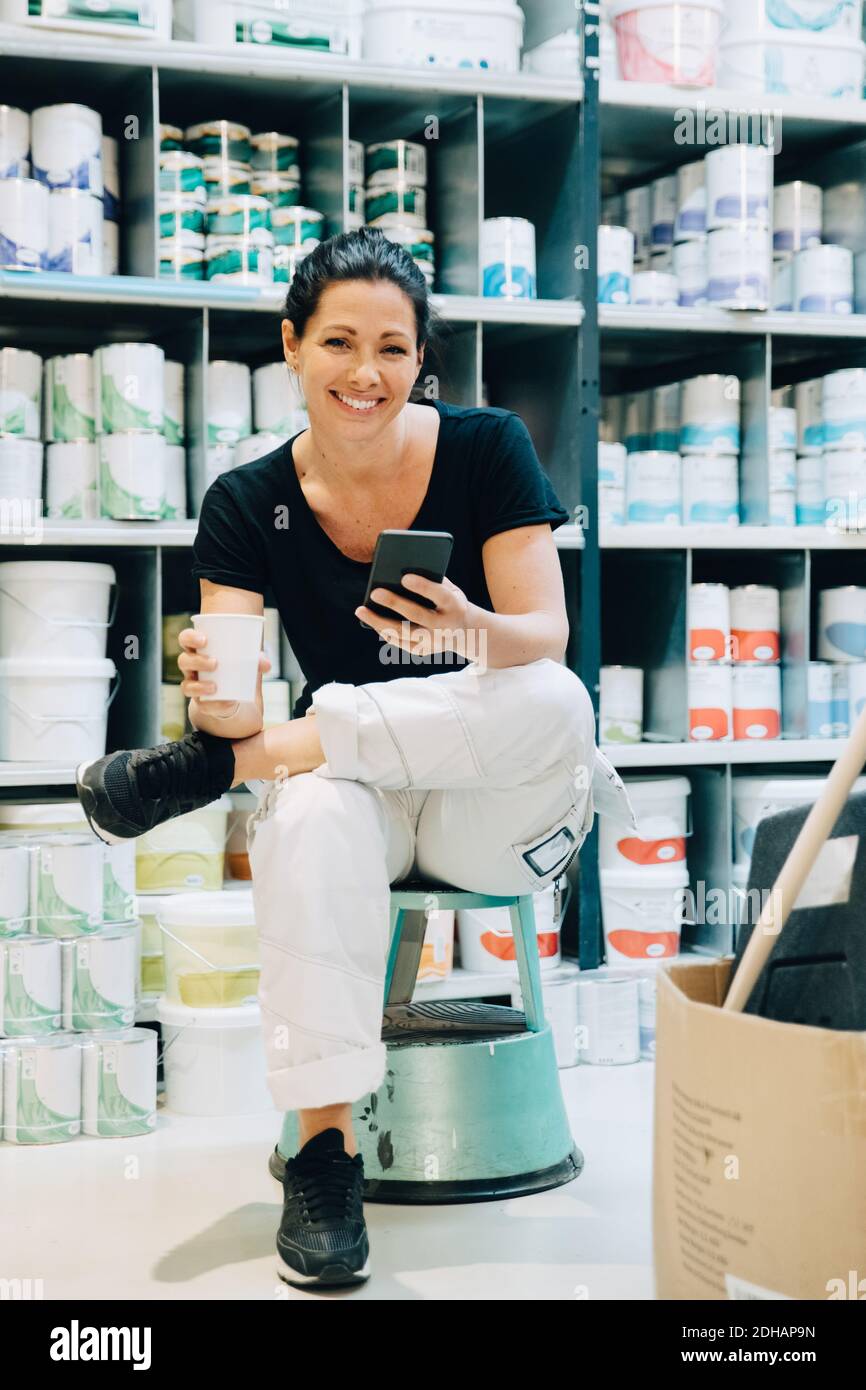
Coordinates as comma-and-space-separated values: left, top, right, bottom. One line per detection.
283, 226, 435, 348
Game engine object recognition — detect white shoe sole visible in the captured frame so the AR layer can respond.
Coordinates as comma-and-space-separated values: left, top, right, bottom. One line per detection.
277, 1252, 371, 1288
75, 759, 133, 847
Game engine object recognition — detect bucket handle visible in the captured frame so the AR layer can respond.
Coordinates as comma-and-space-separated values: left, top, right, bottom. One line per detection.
0, 580, 119, 631
157, 920, 259, 974
0, 670, 121, 723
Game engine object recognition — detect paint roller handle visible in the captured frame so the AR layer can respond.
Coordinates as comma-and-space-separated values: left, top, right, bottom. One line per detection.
723, 697, 866, 1013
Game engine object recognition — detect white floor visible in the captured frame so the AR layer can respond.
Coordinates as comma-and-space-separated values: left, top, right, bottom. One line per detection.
2, 1061, 657, 1301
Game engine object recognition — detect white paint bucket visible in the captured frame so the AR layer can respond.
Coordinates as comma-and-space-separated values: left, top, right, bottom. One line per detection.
632, 270, 679, 306
272, 206, 325, 250
44, 353, 96, 442
689, 582, 730, 661
1, 936, 62, 1036
163, 444, 187, 519
600, 865, 688, 965
205, 444, 235, 487
796, 453, 825, 524
156, 997, 274, 1116
651, 384, 680, 450
32, 834, 104, 936
705, 144, 772, 230
363, 0, 524, 71
61, 925, 138, 1030
0, 0, 172, 35
208, 361, 252, 445
456, 884, 560, 974
674, 160, 705, 241
0, 657, 117, 762
481, 217, 536, 299
0, 104, 29, 179
0, 802, 87, 833
725, 0, 863, 35
206, 194, 272, 243
599, 441, 627, 486
680, 374, 740, 454
682, 452, 739, 525
0, 177, 48, 270
365, 183, 427, 228
365, 140, 428, 188
175, 0, 365, 55
185, 119, 251, 164
0, 347, 41, 439
0, 438, 42, 505
163, 360, 184, 445
674, 235, 708, 306
46, 442, 99, 520
99, 432, 166, 520
733, 664, 782, 740
0, 559, 115, 659
2, 1035, 81, 1143
31, 103, 102, 195
794, 244, 853, 314
522, 27, 580, 77
80, 1027, 157, 1137
253, 362, 306, 435
103, 841, 136, 925
624, 185, 651, 267
135, 795, 232, 893
0, 838, 31, 937
161, 682, 186, 741
768, 488, 795, 525
205, 236, 274, 285
769, 406, 797, 451
599, 664, 643, 744
807, 661, 839, 737
574, 971, 640, 1065
235, 432, 288, 467
599, 483, 626, 525
822, 368, 866, 449
159, 150, 206, 205
824, 448, 866, 519
599, 775, 691, 876
718, 29, 865, 97
774, 181, 822, 255
817, 586, 866, 661
626, 450, 682, 523
609, 0, 724, 86
707, 225, 770, 310
770, 453, 797, 492
47, 188, 102, 275
848, 660, 866, 724
509, 965, 581, 1068
95, 342, 164, 434
731, 773, 835, 864
651, 175, 677, 248
597, 224, 633, 304
796, 377, 823, 454
159, 238, 205, 281
688, 661, 732, 740
730, 585, 780, 662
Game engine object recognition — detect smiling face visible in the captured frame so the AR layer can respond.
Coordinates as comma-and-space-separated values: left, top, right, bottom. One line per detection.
282, 278, 425, 439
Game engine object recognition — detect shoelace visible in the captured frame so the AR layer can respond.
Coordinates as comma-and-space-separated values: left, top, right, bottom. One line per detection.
285, 1155, 360, 1223
134, 737, 211, 803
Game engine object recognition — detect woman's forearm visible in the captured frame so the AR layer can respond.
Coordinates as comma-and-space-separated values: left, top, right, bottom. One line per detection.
188, 696, 264, 740
461, 603, 568, 669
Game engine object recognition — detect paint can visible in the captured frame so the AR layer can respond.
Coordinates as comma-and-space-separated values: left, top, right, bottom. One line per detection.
705, 144, 772, 230
61, 924, 138, 1031
682, 453, 739, 525
163, 445, 187, 519
45, 441, 99, 520
832, 663, 851, 736
599, 665, 643, 744
80, 1027, 157, 1137
769, 405, 796, 451
101, 134, 120, 222
205, 194, 272, 243
0, 104, 29, 179
0, 177, 48, 270
680, 374, 740, 454
250, 131, 300, 177
769, 450, 796, 492
2, 1035, 81, 1143
794, 243, 853, 314
674, 159, 706, 241
160, 124, 184, 151
185, 120, 252, 164
102, 842, 136, 925
271, 206, 324, 249
623, 389, 652, 452
0, 347, 41, 439
822, 368, 866, 449
575, 973, 640, 1063
0, 438, 42, 505
31, 102, 102, 195
796, 377, 823, 454
509, 967, 581, 1068
848, 660, 866, 727
273, 245, 309, 284
689, 582, 730, 662
365, 139, 427, 187
157, 194, 205, 242
730, 585, 780, 662
1, 936, 62, 1037
817, 586, 866, 661
207, 361, 252, 445
202, 157, 252, 202
205, 444, 235, 487
824, 448, 866, 521
250, 172, 301, 209
45, 352, 95, 443
47, 187, 103, 274
599, 483, 625, 526
707, 224, 770, 310
631, 270, 678, 307
773, 180, 822, 254
95, 342, 164, 434
796, 452, 825, 524
674, 235, 708, 306
807, 661, 838, 737
159, 236, 205, 280
598, 441, 627, 486
98, 432, 166, 521
163, 360, 184, 445
253, 362, 306, 435
769, 488, 796, 526
597, 223, 633, 304
205, 235, 273, 284
625, 451, 682, 524
688, 661, 732, 741
159, 151, 206, 205
651, 174, 677, 249
481, 217, 536, 299
733, 664, 782, 740
0, 837, 31, 937
33, 834, 104, 937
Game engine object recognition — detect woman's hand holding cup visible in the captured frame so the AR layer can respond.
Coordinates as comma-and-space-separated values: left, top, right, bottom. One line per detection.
178, 625, 271, 716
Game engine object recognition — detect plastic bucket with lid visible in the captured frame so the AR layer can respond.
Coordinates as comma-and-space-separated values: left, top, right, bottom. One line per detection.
600, 864, 689, 964
718, 29, 865, 98
598, 776, 691, 876
730, 773, 866, 864
609, 0, 725, 86
157, 889, 259, 1008
0, 801, 87, 833
135, 795, 231, 892
0, 657, 118, 762
456, 883, 562, 975
0, 561, 116, 660
156, 998, 275, 1116
363, 0, 524, 72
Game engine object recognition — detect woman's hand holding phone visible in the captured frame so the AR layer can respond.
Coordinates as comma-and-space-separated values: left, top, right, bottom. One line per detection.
355, 573, 475, 658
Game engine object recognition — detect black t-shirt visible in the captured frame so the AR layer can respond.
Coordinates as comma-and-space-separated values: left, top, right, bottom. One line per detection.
190, 397, 570, 717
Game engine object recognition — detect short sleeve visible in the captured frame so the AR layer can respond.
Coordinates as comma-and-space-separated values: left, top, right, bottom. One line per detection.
190, 476, 267, 594
473, 411, 570, 544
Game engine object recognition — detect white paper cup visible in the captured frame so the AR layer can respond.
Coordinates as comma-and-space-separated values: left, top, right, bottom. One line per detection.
191, 613, 264, 702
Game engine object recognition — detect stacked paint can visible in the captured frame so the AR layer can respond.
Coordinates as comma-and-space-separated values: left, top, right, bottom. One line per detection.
599, 664, 643, 744
0, 103, 107, 276
679, 374, 740, 525
188, 121, 274, 286
820, 369, 866, 530
597, 221, 633, 305
598, 440, 626, 525
687, 581, 782, 742
94, 343, 169, 520
813, 586, 866, 738
364, 139, 436, 291
206, 359, 251, 485
0, 347, 43, 520
705, 144, 772, 312
609, 0, 724, 86
718, 0, 865, 100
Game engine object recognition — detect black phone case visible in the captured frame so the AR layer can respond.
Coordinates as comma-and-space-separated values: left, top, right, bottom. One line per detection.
363, 530, 454, 621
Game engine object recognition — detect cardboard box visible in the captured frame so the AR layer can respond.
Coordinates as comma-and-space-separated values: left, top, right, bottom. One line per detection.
653, 958, 866, 1300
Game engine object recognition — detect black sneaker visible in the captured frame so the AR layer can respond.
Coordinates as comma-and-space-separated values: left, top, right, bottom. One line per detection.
277, 1128, 370, 1289
75, 731, 236, 845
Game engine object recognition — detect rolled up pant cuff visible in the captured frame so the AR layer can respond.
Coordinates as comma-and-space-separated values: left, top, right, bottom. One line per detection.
266, 1042, 388, 1112
311, 681, 360, 781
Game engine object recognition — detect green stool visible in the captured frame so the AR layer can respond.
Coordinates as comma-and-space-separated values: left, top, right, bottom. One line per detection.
270, 879, 583, 1204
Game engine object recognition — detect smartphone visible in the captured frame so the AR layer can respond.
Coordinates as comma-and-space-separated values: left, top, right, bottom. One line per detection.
363, 529, 454, 621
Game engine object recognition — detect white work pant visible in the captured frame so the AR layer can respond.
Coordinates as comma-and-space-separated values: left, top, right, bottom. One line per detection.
245, 658, 636, 1113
